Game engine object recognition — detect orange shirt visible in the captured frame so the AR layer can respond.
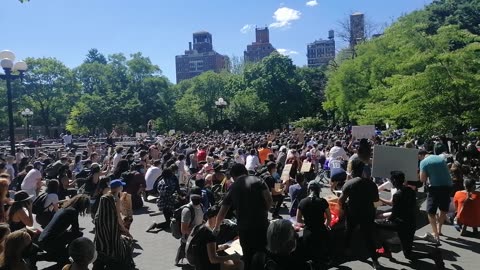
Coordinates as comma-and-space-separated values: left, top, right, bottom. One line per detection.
258, 148, 272, 165
454, 191, 480, 227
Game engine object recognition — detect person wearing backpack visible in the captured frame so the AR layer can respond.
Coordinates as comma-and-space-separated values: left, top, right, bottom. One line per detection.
34, 180, 60, 228
175, 186, 205, 266
185, 205, 243, 270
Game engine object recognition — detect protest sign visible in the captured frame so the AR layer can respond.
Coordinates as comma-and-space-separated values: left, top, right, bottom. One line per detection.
281, 164, 292, 182
274, 183, 283, 193
300, 161, 312, 173
225, 239, 243, 256
352, 125, 376, 139
372, 145, 419, 182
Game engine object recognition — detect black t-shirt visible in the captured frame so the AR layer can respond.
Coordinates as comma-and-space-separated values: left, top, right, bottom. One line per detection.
261, 172, 275, 191
298, 196, 329, 231
389, 186, 416, 226
341, 177, 379, 217
222, 175, 269, 230
195, 226, 221, 270
38, 208, 81, 244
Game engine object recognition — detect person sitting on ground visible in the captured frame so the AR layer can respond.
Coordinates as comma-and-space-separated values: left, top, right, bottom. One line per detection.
296, 180, 331, 266
35, 179, 60, 228
38, 194, 90, 264
0, 224, 10, 254
93, 194, 134, 270
8, 191, 34, 233
62, 237, 97, 270
188, 205, 243, 270
176, 186, 205, 266
288, 173, 308, 217
251, 219, 311, 270
0, 230, 32, 270
454, 177, 480, 236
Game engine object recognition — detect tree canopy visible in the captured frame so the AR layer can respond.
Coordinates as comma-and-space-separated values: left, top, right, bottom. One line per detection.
324, 0, 480, 136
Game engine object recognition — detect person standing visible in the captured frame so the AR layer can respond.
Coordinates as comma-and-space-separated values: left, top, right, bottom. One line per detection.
214, 164, 272, 269
419, 150, 453, 244
111, 147, 124, 171
245, 149, 260, 174
339, 159, 381, 270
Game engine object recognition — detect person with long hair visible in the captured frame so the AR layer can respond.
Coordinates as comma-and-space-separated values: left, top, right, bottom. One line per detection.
38, 194, 90, 264
0, 230, 32, 270
93, 194, 134, 270
0, 178, 9, 223
0, 224, 10, 254
8, 191, 34, 232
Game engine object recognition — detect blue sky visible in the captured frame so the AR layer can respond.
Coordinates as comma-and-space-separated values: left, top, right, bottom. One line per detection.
2, 0, 432, 83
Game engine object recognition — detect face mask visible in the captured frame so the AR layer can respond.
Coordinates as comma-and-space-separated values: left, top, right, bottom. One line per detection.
191, 197, 202, 206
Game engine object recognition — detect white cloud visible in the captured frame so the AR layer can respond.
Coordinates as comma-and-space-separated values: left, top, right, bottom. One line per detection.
277, 48, 299, 56
306, 0, 318, 7
240, 24, 254, 34
269, 7, 301, 29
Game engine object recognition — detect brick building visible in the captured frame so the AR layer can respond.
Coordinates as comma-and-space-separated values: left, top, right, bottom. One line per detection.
175, 31, 229, 83
307, 30, 336, 67
244, 27, 276, 63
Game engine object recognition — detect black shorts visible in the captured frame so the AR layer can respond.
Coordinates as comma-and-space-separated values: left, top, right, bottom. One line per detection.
331, 171, 347, 183
426, 186, 451, 215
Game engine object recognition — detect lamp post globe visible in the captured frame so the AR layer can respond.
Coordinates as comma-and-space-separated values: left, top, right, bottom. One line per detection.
1, 50, 28, 155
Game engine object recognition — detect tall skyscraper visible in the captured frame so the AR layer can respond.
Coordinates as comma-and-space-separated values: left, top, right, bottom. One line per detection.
175, 31, 229, 83
350, 12, 365, 47
307, 31, 336, 68
244, 27, 276, 63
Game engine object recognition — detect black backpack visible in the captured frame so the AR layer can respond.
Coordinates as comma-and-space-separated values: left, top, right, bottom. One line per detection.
170, 204, 195, 239
185, 224, 205, 267
32, 192, 49, 215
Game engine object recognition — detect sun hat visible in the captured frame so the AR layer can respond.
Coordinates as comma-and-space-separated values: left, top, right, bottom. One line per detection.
14, 191, 33, 202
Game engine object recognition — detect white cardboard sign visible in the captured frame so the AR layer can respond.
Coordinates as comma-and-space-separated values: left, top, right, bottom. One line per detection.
352, 125, 376, 139
372, 145, 419, 182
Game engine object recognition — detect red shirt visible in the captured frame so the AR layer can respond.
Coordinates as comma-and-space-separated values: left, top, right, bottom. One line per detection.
197, 150, 207, 163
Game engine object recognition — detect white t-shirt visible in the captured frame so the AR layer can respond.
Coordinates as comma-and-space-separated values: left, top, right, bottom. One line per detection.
44, 193, 59, 211
112, 153, 122, 170
21, 169, 42, 191
245, 155, 260, 171
145, 166, 162, 191
63, 134, 73, 145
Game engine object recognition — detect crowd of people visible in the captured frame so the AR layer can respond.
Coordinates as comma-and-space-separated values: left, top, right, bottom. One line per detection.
0, 127, 478, 270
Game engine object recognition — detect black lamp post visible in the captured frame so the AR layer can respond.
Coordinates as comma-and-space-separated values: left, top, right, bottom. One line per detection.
0, 50, 28, 156
21, 108, 33, 138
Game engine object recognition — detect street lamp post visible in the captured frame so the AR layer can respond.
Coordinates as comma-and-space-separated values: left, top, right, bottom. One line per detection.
21, 108, 33, 138
0, 50, 28, 156
215, 97, 228, 121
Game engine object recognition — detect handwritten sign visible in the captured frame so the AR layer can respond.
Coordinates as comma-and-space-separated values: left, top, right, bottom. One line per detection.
352, 125, 375, 139
300, 161, 312, 173
281, 164, 292, 182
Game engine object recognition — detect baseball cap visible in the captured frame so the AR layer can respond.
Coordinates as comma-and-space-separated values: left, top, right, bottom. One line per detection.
190, 186, 202, 198
110, 179, 126, 189
308, 180, 322, 191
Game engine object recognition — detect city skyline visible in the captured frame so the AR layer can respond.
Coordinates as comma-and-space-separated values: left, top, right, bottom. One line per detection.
2, 0, 432, 83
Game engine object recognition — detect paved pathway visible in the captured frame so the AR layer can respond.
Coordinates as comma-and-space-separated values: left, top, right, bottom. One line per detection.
38, 189, 480, 270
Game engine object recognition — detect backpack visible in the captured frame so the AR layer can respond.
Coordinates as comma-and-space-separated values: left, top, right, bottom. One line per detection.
170, 204, 195, 239
185, 224, 205, 267
32, 192, 49, 215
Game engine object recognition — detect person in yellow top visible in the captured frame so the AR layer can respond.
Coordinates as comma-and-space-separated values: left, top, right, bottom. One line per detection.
258, 143, 272, 165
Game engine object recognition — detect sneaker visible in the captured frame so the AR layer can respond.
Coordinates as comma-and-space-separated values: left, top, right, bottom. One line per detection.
421, 232, 439, 244
372, 260, 382, 270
